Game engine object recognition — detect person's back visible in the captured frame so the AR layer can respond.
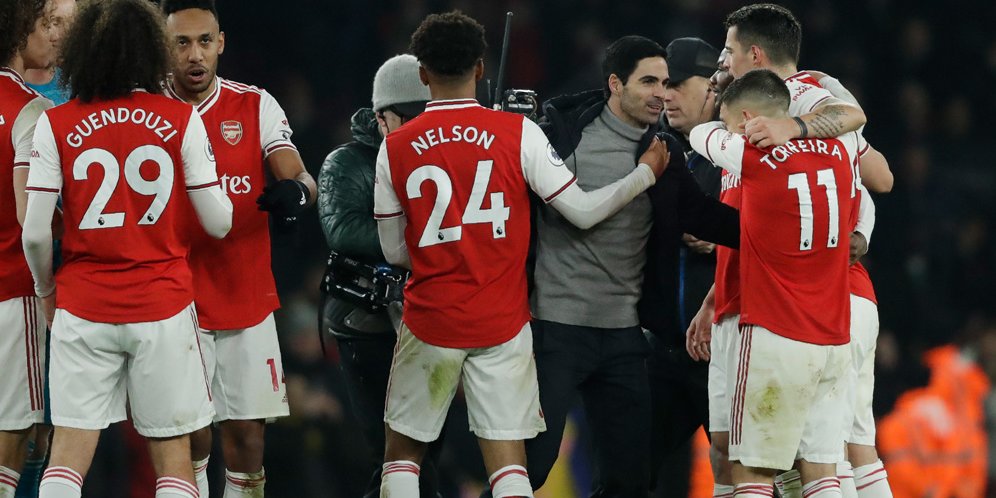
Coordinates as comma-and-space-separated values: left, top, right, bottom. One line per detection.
37, 91, 207, 322
736, 134, 855, 343
380, 101, 534, 347
21, 1, 231, 495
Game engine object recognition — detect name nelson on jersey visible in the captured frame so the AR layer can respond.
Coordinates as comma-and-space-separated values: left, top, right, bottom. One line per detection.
65, 107, 178, 147
410, 125, 495, 155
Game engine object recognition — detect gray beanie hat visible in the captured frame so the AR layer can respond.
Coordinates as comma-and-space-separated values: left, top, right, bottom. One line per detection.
372, 54, 432, 117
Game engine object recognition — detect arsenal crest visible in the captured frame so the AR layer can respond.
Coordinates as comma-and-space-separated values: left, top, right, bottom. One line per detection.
221, 120, 243, 145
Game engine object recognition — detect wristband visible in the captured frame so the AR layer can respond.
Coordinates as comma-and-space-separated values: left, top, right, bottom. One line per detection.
792, 116, 808, 138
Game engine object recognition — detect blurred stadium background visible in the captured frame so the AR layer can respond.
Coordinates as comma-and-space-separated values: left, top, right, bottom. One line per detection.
85, 1, 996, 496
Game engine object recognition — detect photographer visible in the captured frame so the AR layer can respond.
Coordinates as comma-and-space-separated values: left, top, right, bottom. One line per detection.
316, 54, 441, 498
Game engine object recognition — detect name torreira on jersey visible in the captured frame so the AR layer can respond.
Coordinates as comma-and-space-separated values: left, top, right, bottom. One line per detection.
64, 107, 179, 147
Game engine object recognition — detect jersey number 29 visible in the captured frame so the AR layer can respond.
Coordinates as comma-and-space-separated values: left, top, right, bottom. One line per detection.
74, 145, 174, 230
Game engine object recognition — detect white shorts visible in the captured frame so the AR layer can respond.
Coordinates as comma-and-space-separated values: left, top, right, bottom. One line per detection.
49, 304, 214, 438
0, 297, 46, 430
708, 314, 740, 432
729, 325, 850, 470
846, 295, 879, 446
200, 313, 289, 422
385, 322, 546, 442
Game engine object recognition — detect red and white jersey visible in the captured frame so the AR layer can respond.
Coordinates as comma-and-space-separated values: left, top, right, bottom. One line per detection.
374, 99, 576, 348
166, 77, 294, 330
0, 68, 52, 302
785, 71, 878, 303
692, 123, 860, 345
713, 168, 742, 322
785, 71, 836, 117
26, 91, 218, 323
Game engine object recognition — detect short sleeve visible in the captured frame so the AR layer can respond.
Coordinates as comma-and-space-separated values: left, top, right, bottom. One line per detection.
786, 79, 835, 116
25, 112, 62, 195
689, 122, 746, 177
519, 118, 577, 203
12, 96, 53, 169
258, 90, 296, 159
373, 141, 403, 220
181, 109, 221, 191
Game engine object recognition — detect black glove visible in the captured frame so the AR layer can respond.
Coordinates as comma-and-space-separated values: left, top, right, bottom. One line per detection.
256, 179, 310, 217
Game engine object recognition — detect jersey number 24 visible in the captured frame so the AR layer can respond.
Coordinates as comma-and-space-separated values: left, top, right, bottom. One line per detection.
406, 160, 509, 248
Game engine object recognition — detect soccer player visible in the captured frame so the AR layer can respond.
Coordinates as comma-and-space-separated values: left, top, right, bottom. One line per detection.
20, 1, 233, 497
690, 69, 860, 498
0, 0, 55, 495
317, 54, 447, 498
374, 11, 669, 498
160, 1, 317, 496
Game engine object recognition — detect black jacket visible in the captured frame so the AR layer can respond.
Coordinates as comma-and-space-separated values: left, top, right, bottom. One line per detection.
539, 90, 739, 337
317, 108, 394, 338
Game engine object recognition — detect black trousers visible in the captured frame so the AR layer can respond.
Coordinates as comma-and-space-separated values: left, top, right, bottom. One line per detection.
646, 333, 710, 495
526, 319, 653, 498
335, 334, 443, 498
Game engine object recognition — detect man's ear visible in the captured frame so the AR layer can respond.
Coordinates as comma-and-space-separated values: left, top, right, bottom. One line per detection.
217, 31, 225, 55
608, 74, 623, 96
474, 59, 484, 81
750, 45, 764, 67
418, 65, 429, 86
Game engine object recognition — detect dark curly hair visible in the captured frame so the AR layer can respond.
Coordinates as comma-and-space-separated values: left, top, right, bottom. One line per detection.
724, 3, 801, 66
159, 0, 219, 23
0, 0, 46, 66
409, 10, 487, 80
60, 0, 171, 102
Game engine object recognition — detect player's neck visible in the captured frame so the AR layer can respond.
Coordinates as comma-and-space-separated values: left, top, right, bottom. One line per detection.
171, 76, 217, 106
766, 64, 799, 80
4, 57, 25, 77
22, 67, 55, 86
428, 81, 476, 102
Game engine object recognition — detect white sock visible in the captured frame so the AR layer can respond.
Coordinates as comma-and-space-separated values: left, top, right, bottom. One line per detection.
223, 469, 264, 498
380, 461, 419, 498
853, 461, 893, 498
39, 467, 82, 498
714, 483, 735, 498
488, 465, 532, 498
837, 462, 857, 498
803, 477, 842, 498
733, 483, 773, 497
156, 477, 199, 498
0, 466, 19, 498
193, 457, 210, 498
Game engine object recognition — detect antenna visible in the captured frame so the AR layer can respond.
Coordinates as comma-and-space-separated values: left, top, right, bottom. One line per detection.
493, 11, 513, 110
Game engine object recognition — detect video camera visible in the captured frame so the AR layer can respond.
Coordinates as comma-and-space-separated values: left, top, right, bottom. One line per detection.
320, 250, 408, 313
485, 12, 540, 120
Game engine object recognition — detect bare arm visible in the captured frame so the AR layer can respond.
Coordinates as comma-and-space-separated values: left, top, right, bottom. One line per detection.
859, 145, 893, 193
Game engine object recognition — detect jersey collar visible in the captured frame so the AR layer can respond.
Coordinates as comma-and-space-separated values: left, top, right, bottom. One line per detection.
0, 67, 25, 84
165, 76, 222, 115
424, 98, 481, 112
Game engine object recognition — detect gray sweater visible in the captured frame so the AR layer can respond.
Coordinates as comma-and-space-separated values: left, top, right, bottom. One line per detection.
531, 105, 653, 328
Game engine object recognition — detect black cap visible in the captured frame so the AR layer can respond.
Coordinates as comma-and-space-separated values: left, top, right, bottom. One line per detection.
665, 37, 719, 84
